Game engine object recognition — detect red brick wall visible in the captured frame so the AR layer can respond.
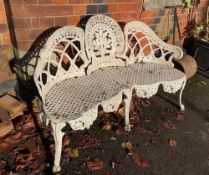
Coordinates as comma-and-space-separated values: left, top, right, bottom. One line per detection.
9, 0, 140, 56
0, 0, 208, 82
9, 0, 208, 55
0, 0, 14, 82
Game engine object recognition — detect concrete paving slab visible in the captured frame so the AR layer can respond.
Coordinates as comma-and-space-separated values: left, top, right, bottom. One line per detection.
0, 95, 26, 119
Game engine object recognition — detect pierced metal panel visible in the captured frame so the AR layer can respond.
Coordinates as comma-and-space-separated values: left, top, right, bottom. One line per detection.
34, 26, 89, 102
44, 68, 128, 122
9, 27, 58, 89
105, 62, 185, 87
85, 15, 125, 73
124, 21, 183, 64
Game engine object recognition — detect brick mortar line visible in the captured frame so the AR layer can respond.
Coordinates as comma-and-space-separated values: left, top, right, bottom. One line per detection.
10, 1, 135, 5
10, 2, 137, 6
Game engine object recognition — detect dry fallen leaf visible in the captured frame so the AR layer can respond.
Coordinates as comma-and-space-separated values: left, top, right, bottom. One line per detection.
27, 160, 41, 171
200, 80, 207, 85
27, 137, 37, 151
16, 163, 26, 171
118, 107, 125, 117
121, 141, 133, 150
68, 148, 79, 158
79, 136, 98, 149
169, 139, 177, 147
87, 158, 104, 172
0, 141, 12, 151
23, 119, 35, 129
129, 152, 150, 168
164, 122, 175, 129
130, 115, 139, 124
102, 121, 112, 130
16, 153, 32, 162
176, 114, 184, 121
63, 137, 71, 148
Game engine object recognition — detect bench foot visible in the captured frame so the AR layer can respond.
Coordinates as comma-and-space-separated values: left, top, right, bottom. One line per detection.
124, 124, 131, 132
53, 166, 61, 173
179, 80, 186, 111
124, 96, 131, 131
51, 122, 66, 173
180, 104, 185, 111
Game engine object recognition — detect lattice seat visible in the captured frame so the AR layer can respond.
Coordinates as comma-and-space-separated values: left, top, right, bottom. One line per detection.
44, 68, 128, 124
105, 62, 184, 86
104, 62, 186, 98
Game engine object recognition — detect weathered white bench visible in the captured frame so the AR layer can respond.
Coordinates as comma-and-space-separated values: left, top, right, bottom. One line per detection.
34, 15, 186, 172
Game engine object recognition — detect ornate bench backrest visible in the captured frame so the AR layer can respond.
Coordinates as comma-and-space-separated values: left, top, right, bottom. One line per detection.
34, 26, 89, 102
124, 21, 183, 65
85, 15, 125, 73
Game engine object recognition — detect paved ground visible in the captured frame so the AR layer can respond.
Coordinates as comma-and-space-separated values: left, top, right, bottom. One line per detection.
59, 74, 209, 175
0, 73, 209, 175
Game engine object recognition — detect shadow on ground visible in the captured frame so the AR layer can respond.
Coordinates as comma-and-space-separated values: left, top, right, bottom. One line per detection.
0, 73, 209, 175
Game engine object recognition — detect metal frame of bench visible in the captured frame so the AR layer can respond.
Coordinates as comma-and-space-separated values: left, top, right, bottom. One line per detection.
34, 15, 186, 172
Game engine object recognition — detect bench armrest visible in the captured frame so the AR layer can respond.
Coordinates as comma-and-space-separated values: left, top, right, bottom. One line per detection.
123, 21, 183, 64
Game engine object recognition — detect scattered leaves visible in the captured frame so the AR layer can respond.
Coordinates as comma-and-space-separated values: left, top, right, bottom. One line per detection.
164, 122, 176, 129
63, 137, 71, 147
121, 141, 133, 150
102, 121, 112, 130
86, 158, 104, 172
130, 115, 139, 124
22, 117, 35, 129
129, 152, 150, 168
16, 163, 26, 171
118, 107, 125, 117
0, 141, 12, 152
9, 132, 22, 141
79, 136, 98, 149
68, 148, 79, 158
200, 80, 207, 86
176, 114, 184, 121
169, 139, 177, 147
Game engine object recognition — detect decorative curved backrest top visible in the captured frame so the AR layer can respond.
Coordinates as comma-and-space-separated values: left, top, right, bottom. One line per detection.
34, 26, 89, 102
85, 15, 125, 73
123, 21, 183, 65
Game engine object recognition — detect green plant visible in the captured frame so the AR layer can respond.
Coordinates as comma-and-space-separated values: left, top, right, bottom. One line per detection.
182, 0, 200, 8
191, 6, 209, 41
183, 0, 192, 8
183, 0, 209, 42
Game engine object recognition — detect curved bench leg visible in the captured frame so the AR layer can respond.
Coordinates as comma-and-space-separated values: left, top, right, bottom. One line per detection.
179, 80, 186, 111
51, 122, 66, 173
124, 96, 131, 131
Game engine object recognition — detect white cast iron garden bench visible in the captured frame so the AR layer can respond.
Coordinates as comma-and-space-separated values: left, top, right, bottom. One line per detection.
34, 14, 186, 172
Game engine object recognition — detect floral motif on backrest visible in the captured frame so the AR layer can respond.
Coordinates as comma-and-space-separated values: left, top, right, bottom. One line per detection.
124, 21, 183, 65
34, 26, 89, 102
85, 15, 125, 73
